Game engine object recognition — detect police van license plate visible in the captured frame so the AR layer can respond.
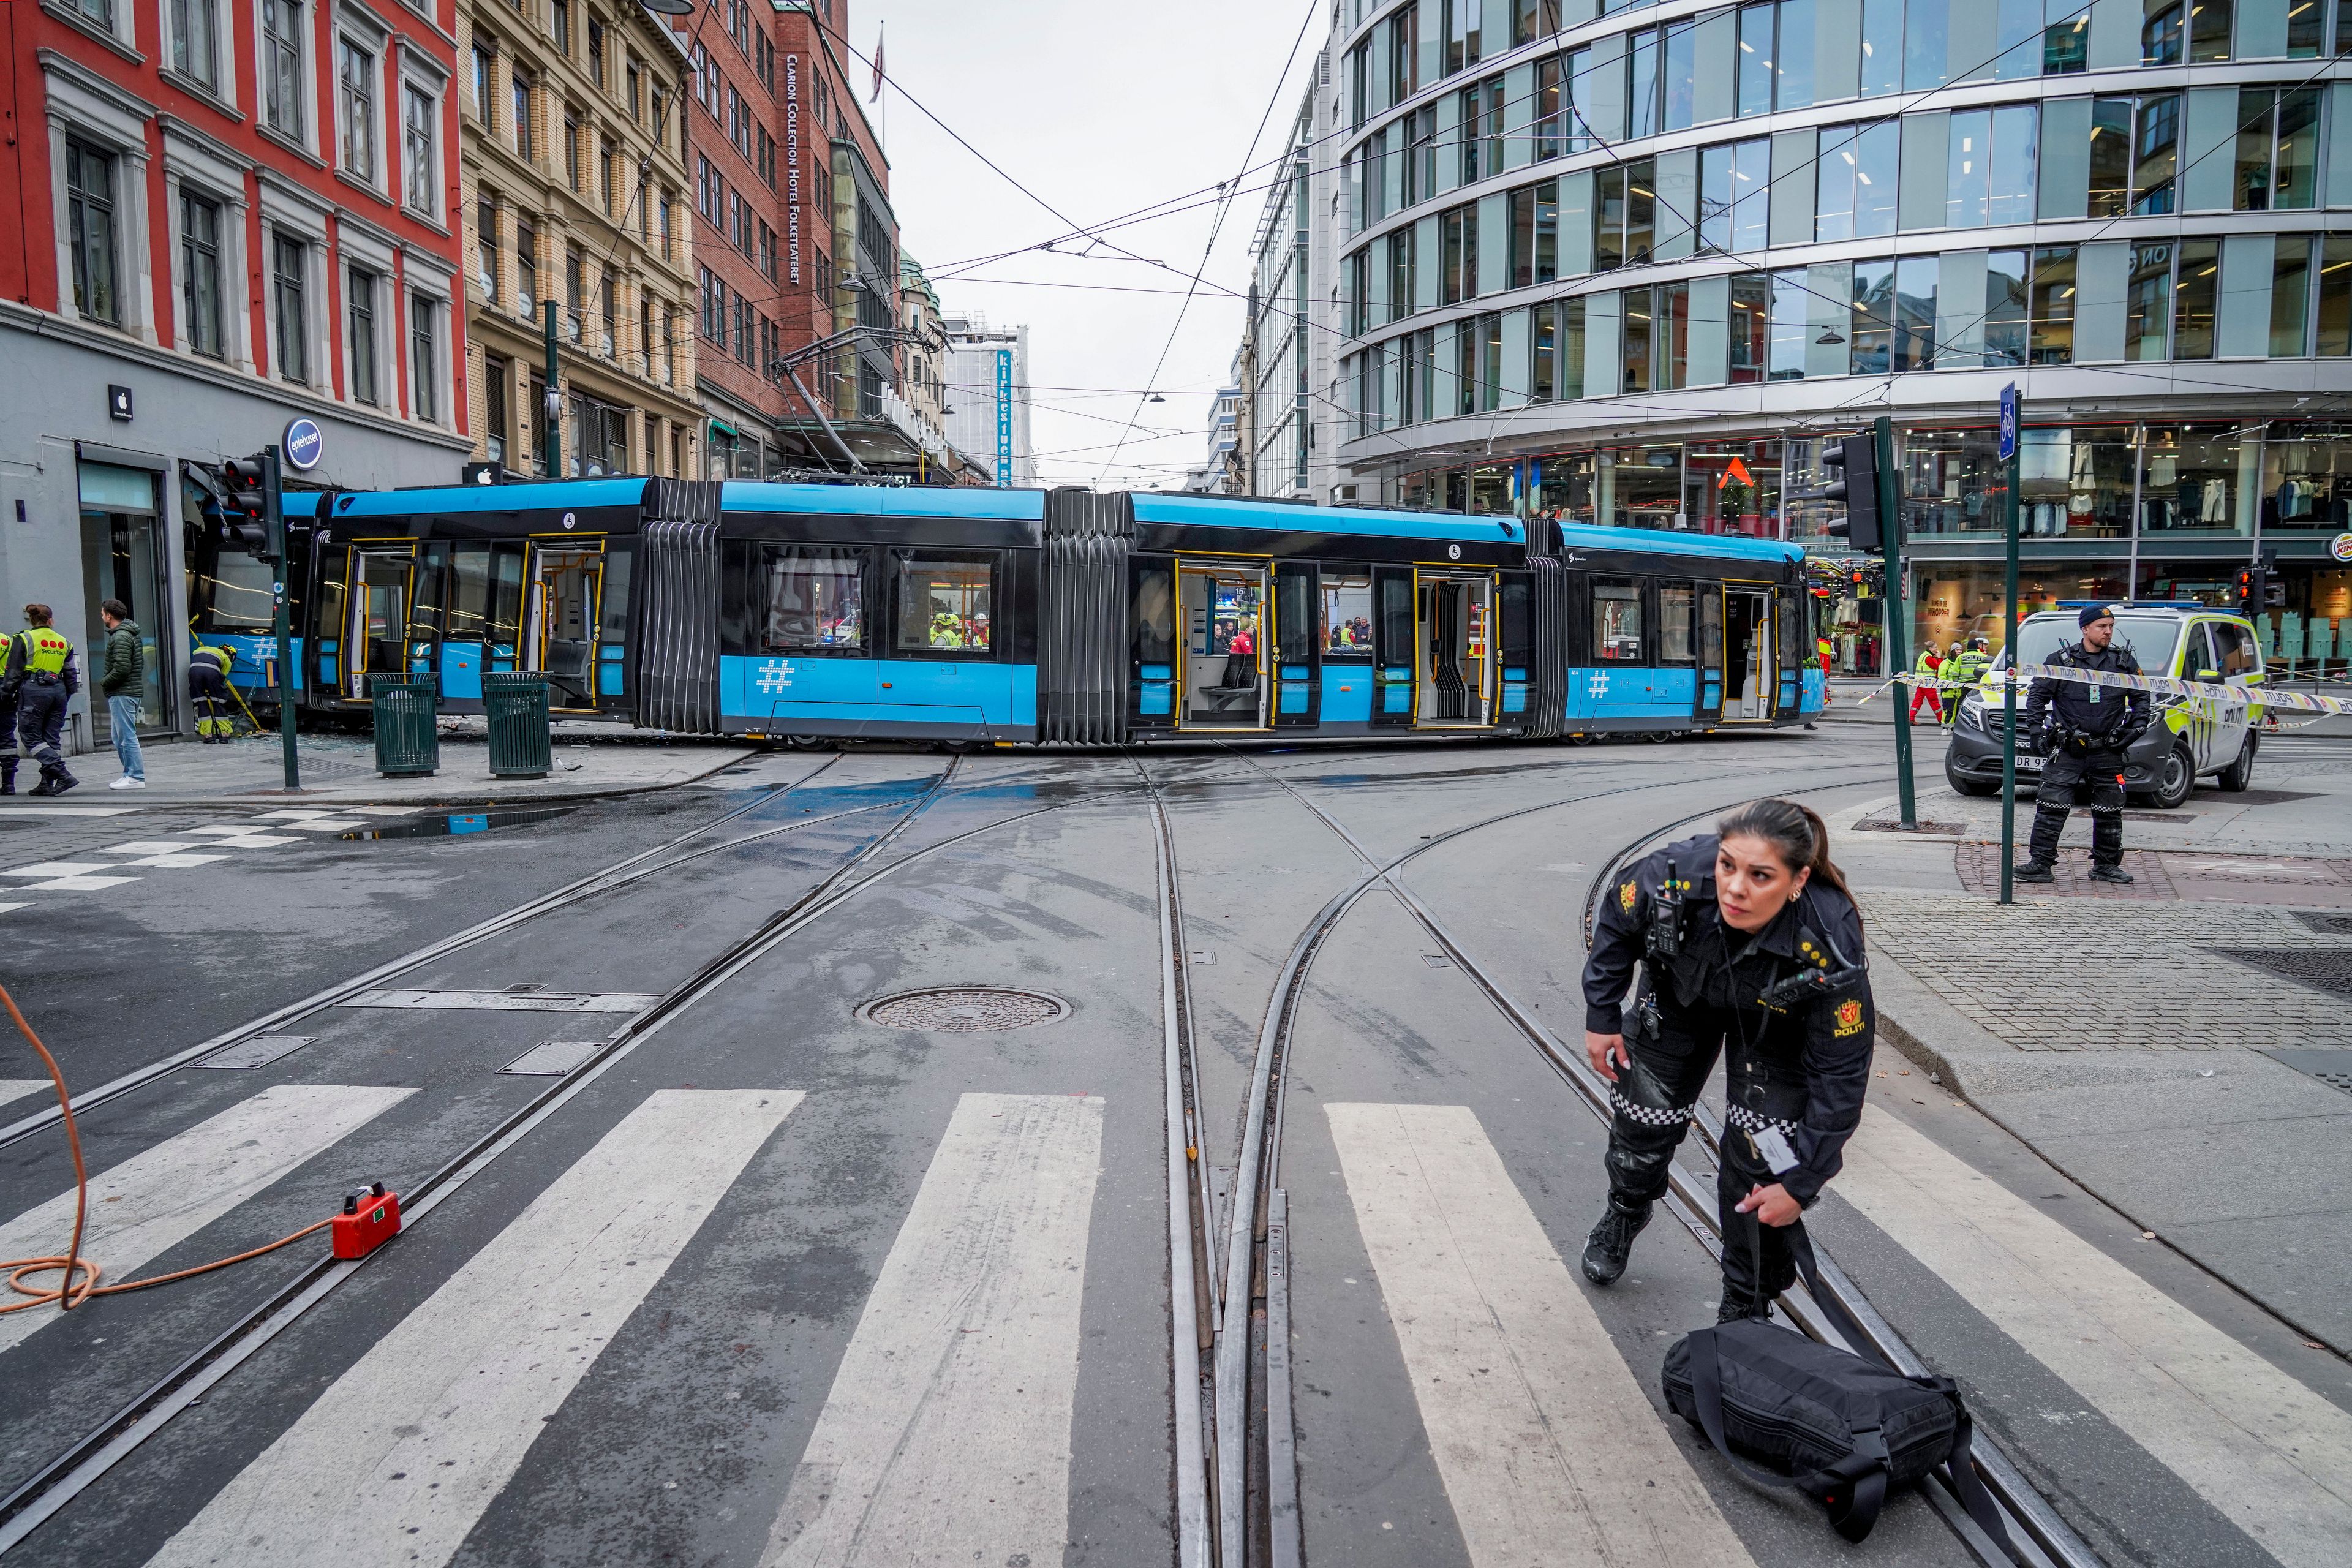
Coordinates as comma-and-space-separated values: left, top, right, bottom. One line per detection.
2016, 754, 2043, 772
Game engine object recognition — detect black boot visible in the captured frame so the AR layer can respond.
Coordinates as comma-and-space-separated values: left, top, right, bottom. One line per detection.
2013, 860, 2055, 883
1717, 1294, 1773, 1325
0, 760, 14, 796
1580, 1199, 1653, 1286
2088, 864, 2134, 884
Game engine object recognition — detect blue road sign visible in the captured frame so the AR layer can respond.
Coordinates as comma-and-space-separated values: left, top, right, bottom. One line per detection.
1998, 383, 2019, 461
282, 417, 325, 471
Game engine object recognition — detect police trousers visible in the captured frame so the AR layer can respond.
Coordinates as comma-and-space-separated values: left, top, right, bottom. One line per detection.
2029, 744, 2126, 867
17, 680, 69, 771
1605, 995, 1812, 1311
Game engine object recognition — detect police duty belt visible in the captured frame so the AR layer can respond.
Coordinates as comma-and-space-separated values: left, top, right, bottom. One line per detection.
1868, 666, 2351, 717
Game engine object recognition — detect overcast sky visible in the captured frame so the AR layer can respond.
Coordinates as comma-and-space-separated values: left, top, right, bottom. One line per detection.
851, 0, 1327, 489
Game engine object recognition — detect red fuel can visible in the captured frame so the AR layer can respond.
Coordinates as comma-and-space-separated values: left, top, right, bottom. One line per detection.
331, 1182, 401, 1259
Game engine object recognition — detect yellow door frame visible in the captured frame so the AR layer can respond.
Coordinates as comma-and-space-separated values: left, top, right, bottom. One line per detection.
1409, 566, 1501, 728
1173, 556, 1271, 732
1718, 577, 1778, 724
526, 535, 607, 710
345, 539, 419, 702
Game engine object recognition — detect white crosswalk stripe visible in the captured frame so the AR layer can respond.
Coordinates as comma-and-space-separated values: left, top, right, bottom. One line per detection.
761, 1091, 1107, 1568
1325, 1101, 1755, 1568
0, 1085, 413, 1360
0, 1079, 50, 1111
144, 1088, 801, 1568
1836, 1106, 2352, 1568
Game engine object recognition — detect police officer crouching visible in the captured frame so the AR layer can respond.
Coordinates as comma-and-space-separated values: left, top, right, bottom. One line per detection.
1580, 799, 1875, 1323
2015, 604, 2150, 886
5, 605, 81, 796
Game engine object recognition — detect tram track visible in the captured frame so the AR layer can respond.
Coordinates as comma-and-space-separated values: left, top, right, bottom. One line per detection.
1229, 759, 2098, 1568
0, 750, 1147, 1555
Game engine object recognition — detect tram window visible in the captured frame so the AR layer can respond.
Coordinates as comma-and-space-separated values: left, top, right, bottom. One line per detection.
1275, 569, 1316, 663
1133, 565, 1174, 663
1322, 571, 1373, 657
194, 546, 277, 635
409, 546, 449, 642
1376, 573, 1414, 658
448, 544, 526, 646
894, 551, 993, 653
763, 545, 867, 651
598, 545, 631, 644
1658, 582, 1694, 662
1593, 577, 1645, 661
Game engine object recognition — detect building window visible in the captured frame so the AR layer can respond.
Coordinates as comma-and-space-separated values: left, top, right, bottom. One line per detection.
64, 138, 119, 326
1816, 122, 1898, 242
273, 233, 309, 384
1699, 139, 1768, 253
1728, 271, 1768, 383
2132, 94, 2179, 216
2029, 246, 2075, 364
1509, 181, 1557, 288
486, 353, 510, 464
473, 42, 492, 127
412, 294, 440, 421
564, 109, 580, 189
1945, 105, 2037, 228
566, 245, 585, 342
172, 0, 220, 90
477, 195, 499, 303
1595, 160, 1655, 271
627, 61, 642, 120
513, 74, 533, 160
600, 138, 617, 216
178, 190, 224, 358
2124, 241, 2172, 361
1984, 248, 2030, 368
587, 19, 605, 88
600, 273, 616, 357
516, 214, 538, 315
262, 0, 305, 139
349, 266, 379, 404
339, 40, 377, 181
402, 85, 437, 214
550, 0, 569, 54
1441, 203, 1476, 305
2270, 235, 2312, 358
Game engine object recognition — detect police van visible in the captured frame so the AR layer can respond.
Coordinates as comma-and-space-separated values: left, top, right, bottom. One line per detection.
1944, 603, 2266, 809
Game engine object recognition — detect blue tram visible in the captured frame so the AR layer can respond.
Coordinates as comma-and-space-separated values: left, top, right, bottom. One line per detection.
184, 477, 1824, 743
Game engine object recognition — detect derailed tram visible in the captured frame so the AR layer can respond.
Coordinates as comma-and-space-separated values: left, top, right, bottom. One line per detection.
184, 477, 1825, 744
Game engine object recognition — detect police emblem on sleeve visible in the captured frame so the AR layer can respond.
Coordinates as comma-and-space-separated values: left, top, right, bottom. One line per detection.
1834, 998, 1864, 1037
1618, 880, 1637, 914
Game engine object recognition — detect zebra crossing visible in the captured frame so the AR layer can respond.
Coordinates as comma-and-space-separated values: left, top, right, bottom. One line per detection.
0, 807, 414, 894
4, 1082, 2347, 1566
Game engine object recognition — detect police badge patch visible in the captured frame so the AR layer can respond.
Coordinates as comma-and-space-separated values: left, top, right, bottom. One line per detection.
1834, 998, 1864, 1037
1619, 880, 1637, 914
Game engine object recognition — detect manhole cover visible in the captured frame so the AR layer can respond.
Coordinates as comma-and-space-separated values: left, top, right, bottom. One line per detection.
2292, 911, 2352, 936
859, 987, 1070, 1033
2218, 949, 2352, 999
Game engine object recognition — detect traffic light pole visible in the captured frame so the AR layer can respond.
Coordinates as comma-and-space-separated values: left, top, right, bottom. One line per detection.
1874, 415, 1915, 830
1999, 439, 2021, 904
265, 445, 300, 791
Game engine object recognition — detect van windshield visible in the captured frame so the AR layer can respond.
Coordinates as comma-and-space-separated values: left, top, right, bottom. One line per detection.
1991, 615, 2182, 675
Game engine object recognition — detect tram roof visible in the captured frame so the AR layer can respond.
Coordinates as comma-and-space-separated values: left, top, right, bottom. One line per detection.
1553, 521, 1804, 565
1131, 493, 1522, 542
314, 479, 650, 518
722, 482, 1047, 520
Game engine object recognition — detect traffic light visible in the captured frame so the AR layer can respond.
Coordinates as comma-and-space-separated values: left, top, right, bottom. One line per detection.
220, 457, 274, 559
1816, 435, 1882, 551
2260, 552, 2286, 609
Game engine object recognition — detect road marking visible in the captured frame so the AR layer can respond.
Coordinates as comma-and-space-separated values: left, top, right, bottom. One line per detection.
1326, 1102, 1757, 1568
0, 903, 27, 916
5, 875, 140, 891
0, 1085, 412, 1360
187, 834, 300, 848
0, 806, 138, 816
0, 1080, 50, 1110
114, 853, 230, 868
344, 989, 655, 1013
761, 1091, 1106, 1568
145, 1088, 799, 1568
102, 840, 202, 854
1836, 1106, 2352, 1568
1, 862, 118, 878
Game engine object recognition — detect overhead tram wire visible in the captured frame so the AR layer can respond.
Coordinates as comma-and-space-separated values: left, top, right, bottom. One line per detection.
1094, 0, 1325, 484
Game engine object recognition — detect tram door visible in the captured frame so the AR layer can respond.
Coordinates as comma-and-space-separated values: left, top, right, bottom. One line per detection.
1177, 562, 1268, 730
526, 541, 605, 711
1695, 585, 1726, 723
1722, 583, 1774, 721
1415, 571, 1494, 728
343, 543, 418, 699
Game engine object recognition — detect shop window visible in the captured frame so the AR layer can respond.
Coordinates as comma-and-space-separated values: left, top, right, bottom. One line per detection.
2139, 424, 2246, 534
763, 546, 867, 650
2018, 426, 2133, 537
2261, 425, 2351, 530
1901, 429, 2005, 536
1593, 578, 1644, 661
894, 552, 992, 653
1687, 443, 1780, 536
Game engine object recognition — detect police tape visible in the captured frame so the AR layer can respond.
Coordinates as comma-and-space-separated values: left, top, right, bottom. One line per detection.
1870, 666, 2352, 716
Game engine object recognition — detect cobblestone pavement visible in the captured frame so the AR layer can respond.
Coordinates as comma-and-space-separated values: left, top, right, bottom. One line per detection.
1952, 840, 2352, 905
1862, 888, 2352, 1051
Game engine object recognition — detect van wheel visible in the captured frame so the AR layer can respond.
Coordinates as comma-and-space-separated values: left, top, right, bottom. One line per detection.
2218, 736, 2256, 793
2150, 743, 2196, 810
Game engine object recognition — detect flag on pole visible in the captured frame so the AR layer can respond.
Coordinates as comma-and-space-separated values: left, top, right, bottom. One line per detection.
870, 24, 885, 102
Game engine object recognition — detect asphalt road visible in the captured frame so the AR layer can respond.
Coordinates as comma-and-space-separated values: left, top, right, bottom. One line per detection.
0, 729, 2344, 1568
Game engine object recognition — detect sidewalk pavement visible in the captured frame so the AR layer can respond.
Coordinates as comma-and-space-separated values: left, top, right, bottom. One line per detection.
22, 719, 757, 808
1832, 745, 2352, 1353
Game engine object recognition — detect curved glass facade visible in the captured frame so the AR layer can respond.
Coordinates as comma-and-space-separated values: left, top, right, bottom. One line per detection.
1324, 0, 2352, 666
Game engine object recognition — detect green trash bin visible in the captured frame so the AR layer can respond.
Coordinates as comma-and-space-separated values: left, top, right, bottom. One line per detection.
484, 673, 553, 779
370, 674, 440, 777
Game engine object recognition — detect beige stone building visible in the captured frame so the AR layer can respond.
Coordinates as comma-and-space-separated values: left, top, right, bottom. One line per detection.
457, 0, 700, 477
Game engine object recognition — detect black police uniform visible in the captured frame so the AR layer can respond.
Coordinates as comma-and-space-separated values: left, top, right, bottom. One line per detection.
0, 630, 21, 793
1582, 834, 1874, 1316
2022, 639, 2150, 871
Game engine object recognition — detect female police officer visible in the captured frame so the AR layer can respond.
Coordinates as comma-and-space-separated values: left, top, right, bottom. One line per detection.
1578, 798, 1874, 1323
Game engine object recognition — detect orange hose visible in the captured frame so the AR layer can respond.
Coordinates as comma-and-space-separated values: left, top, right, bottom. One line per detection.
0, 981, 339, 1315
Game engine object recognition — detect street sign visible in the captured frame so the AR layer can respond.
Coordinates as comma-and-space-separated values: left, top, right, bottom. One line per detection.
282, 417, 325, 470
1997, 383, 2019, 461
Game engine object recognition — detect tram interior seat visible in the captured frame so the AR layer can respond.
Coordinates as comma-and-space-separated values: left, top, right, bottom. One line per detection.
543, 640, 594, 679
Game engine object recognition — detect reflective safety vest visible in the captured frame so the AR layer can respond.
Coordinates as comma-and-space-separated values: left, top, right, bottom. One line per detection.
192, 642, 233, 674
22, 627, 72, 676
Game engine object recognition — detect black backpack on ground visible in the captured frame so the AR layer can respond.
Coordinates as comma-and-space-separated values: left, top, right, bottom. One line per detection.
1661, 1219, 2011, 1549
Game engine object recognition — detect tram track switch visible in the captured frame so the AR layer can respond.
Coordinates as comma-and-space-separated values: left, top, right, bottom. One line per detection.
332, 1182, 402, 1259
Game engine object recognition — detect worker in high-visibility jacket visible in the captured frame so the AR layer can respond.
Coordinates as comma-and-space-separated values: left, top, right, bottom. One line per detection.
1943, 638, 1992, 727
4, 605, 81, 796
1909, 644, 1944, 725
0, 625, 23, 794
189, 635, 236, 741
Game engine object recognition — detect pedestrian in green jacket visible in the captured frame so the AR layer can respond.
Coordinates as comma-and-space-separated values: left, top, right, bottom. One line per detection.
98, 601, 146, 789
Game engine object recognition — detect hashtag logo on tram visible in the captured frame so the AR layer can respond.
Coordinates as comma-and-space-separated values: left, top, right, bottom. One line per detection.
1588, 671, 1610, 698
756, 659, 796, 695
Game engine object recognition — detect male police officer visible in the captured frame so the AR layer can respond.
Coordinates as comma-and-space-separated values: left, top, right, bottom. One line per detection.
1943, 636, 1991, 729
6, 605, 82, 796
2016, 605, 2149, 886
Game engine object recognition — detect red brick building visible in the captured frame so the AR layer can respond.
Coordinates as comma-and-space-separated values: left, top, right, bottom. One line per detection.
680, 0, 948, 478
0, 0, 469, 746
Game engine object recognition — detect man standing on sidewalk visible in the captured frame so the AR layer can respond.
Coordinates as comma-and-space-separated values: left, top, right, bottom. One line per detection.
98, 600, 146, 790
2016, 606, 2149, 886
